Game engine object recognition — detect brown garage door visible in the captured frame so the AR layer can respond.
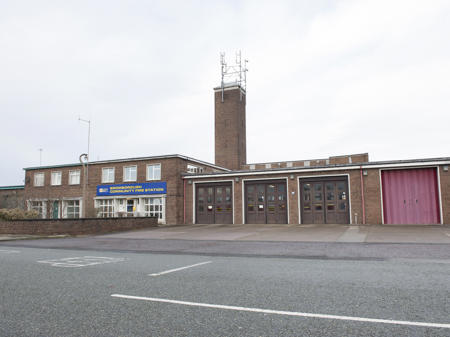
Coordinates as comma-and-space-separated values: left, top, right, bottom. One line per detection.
245, 180, 287, 224
196, 183, 232, 224
300, 177, 349, 224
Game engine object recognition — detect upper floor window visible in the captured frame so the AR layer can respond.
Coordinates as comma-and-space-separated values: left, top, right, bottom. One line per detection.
124, 166, 137, 182
187, 164, 203, 174
69, 170, 81, 185
147, 164, 161, 180
34, 173, 44, 186
102, 167, 115, 183
51, 171, 62, 186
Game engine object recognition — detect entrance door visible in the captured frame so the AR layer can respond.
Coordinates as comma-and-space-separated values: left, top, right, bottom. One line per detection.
382, 168, 440, 224
126, 199, 138, 217
300, 178, 349, 224
196, 183, 233, 224
52, 201, 59, 219
245, 181, 287, 224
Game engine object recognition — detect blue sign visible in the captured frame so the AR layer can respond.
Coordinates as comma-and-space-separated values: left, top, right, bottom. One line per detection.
96, 182, 167, 196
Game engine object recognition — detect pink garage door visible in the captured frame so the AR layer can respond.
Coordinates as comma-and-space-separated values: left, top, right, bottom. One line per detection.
382, 168, 441, 224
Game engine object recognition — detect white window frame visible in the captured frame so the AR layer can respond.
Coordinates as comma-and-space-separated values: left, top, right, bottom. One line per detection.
123, 166, 137, 182
64, 200, 80, 218
187, 164, 203, 174
96, 199, 115, 218
51, 171, 62, 186
28, 200, 47, 218
102, 167, 115, 183
146, 164, 161, 181
34, 173, 45, 187
143, 196, 165, 222
69, 170, 81, 185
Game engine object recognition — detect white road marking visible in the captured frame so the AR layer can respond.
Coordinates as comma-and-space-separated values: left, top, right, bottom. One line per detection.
149, 261, 212, 276
38, 256, 125, 268
0, 249, 20, 254
111, 294, 450, 329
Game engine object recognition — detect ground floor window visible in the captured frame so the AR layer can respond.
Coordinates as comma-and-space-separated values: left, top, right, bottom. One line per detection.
30, 201, 45, 218
144, 197, 164, 219
97, 199, 114, 218
66, 200, 80, 218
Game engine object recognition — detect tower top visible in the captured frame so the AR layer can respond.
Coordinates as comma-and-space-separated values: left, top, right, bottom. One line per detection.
219, 51, 248, 91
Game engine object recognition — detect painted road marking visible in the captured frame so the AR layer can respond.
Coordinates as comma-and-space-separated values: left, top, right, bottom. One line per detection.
149, 261, 212, 276
0, 249, 20, 254
38, 256, 125, 268
111, 294, 450, 329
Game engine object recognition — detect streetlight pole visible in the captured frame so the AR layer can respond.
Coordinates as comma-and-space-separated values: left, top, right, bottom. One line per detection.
78, 117, 91, 181
38, 148, 43, 166
79, 153, 88, 218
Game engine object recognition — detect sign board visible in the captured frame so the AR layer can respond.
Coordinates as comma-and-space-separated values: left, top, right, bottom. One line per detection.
96, 182, 167, 196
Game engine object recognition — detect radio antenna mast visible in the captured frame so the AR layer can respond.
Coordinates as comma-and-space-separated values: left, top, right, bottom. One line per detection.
220, 51, 248, 101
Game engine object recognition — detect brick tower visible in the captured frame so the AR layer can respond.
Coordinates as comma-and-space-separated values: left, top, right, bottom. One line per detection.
214, 84, 247, 170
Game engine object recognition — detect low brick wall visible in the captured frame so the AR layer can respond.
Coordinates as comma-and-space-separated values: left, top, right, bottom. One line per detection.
0, 217, 158, 235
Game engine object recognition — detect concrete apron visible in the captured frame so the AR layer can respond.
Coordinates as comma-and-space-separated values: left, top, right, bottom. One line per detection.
96, 223, 450, 244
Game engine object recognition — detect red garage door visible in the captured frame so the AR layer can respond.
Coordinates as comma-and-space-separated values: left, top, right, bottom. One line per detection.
382, 168, 441, 224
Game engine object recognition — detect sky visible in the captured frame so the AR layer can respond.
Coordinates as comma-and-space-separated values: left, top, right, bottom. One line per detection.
1, 0, 449, 185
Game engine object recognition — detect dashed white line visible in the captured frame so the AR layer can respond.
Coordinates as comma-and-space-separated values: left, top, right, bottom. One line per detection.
149, 261, 212, 276
0, 249, 20, 254
111, 294, 450, 329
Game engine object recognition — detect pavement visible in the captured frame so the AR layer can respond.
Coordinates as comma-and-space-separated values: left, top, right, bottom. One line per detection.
95, 223, 450, 244
2, 223, 450, 244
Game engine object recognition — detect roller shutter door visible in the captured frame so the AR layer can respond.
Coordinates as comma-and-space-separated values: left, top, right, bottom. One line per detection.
381, 168, 440, 224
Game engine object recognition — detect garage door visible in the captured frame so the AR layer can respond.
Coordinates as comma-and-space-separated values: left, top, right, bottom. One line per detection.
300, 177, 350, 224
382, 168, 440, 224
245, 181, 287, 224
196, 183, 233, 224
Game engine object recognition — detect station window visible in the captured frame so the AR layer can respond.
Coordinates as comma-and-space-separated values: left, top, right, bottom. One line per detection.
51, 171, 62, 186
69, 170, 81, 185
65, 200, 80, 218
187, 164, 203, 174
29, 201, 45, 218
97, 199, 115, 217
102, 167, 115, 183
147, 164, 161, 180
144, 197, 164, 219
34, 173, 45, 186
123, 166, 137, 182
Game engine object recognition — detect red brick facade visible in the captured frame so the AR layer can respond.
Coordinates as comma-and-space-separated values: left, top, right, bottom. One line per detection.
215, 86, 247, 170
24, 155, 226, 225
184, 164, 450, 225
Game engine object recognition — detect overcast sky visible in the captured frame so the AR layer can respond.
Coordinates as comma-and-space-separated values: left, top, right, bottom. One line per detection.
1, 0, 449, 185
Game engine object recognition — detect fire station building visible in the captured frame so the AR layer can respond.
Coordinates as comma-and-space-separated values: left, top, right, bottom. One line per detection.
23, 84, 450, 225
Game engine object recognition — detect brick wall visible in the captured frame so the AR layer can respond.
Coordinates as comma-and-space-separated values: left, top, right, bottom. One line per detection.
0, 188, 25, 209
215, 87, 246, 170
0, 216, 158, 235
185, 165, 449, 225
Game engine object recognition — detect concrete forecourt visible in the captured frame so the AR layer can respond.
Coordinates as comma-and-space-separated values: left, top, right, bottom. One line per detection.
1, 227, 450, 337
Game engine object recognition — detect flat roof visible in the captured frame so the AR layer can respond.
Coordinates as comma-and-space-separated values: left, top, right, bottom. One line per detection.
0, 185, 25, 190
24, 154, 230, 172
183, 157, 450, 178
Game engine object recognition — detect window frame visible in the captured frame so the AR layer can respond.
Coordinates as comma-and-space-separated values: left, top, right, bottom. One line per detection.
146, 163, 161, 181
51, 171, 62, 186
68, 170, 81, 185
34, 172, 45, 187
102, 167, 115, 183
123, 165, 137, 182
65, 200, 80, 218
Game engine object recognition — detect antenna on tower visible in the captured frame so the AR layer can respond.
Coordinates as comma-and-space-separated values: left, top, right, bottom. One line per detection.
220, 51, 248, 101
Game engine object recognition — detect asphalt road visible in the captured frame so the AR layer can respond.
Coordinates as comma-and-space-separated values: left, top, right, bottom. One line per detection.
1, 245, 449, 337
